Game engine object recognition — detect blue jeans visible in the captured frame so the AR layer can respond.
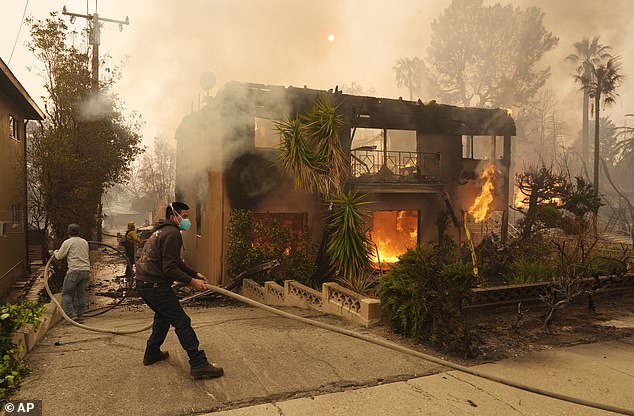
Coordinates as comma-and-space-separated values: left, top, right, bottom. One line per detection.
62, 271, 91, 319
138, 282, 208, 369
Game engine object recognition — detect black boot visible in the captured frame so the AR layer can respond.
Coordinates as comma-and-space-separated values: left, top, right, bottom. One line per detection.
191, 363, 224, 379
143, 351, 169, 366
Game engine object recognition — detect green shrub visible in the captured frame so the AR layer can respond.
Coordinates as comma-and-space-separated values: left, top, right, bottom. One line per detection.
0, 302, 45, 402
227, 209, 316, 287
379, 242, 476, 354
38, 260, 67, 303
508, 258, 555, 284
589, 256, 628, 276
227, 209, 258, 279
475, 235, 510, 286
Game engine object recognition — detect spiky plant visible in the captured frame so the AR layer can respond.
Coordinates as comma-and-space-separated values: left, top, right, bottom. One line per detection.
326, 191, 374, 283
276, 96, 346, 196
276, 96, 374, 291
276, 116, 321, 192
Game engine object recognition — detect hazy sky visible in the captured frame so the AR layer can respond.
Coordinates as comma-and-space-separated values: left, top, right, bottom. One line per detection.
2, 0, 634, 146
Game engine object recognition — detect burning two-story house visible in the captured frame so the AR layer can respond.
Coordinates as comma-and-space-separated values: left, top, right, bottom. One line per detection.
175, 82, 515, 285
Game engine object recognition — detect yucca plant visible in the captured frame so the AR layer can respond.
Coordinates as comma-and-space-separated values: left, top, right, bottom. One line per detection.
303, 97, 348, 192
276, 116, 322, 193
276, 96, 347, 196
326, 192, 375, 284
276, 96, 374, 291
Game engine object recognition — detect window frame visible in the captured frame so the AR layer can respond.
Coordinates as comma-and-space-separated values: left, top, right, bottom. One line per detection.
9, 114, 19, 141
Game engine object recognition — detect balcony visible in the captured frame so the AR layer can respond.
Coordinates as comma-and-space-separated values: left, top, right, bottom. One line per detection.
350, 149, 441, 186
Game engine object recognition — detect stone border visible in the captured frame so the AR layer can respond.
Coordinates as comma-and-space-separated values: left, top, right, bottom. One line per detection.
241, 280, 381, 327
11, 294, 64, 360
467, 273, 634, 308
241, 274, 634, 325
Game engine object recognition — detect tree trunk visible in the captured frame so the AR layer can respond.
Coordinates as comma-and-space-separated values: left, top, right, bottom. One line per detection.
582, 89, 590, 168
97, 200, 103, 242
311, 225, 333, 286
601, 158, 634, 247
593, 95, 600, 198
593, 94, 601, 238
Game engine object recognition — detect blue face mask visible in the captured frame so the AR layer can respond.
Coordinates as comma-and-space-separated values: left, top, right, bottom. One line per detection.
178, 218, 191, 231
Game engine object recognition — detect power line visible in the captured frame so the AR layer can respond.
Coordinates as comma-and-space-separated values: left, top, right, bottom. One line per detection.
8, 0, 29, 65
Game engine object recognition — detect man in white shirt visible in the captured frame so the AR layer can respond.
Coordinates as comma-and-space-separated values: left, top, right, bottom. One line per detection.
54, 224, 91, 323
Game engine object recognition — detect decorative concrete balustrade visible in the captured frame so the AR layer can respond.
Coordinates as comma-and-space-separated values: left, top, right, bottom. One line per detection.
242, 278, 266, 302
285, 280, 324, 309
241, 279, 382, 327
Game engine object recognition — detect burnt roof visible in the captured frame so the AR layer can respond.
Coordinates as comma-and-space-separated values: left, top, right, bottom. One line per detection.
0, 58, 45, 120
213, 82, 515, 137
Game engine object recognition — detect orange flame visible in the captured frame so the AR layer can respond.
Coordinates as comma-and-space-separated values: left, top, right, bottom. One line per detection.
514, 187, 526, 208
513, 186, 562, 209
371, 210, 418, 265
469, 163, 497, 223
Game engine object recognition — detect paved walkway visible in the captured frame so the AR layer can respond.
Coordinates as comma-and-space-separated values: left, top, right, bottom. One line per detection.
11, 279, 634, 416
11, 238, 634, 415
14, 305, 441, 416
206, 336, 634, 416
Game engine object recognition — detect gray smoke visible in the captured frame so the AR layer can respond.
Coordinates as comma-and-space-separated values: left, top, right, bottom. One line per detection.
513, 0, 634, 131
104, 0, 634, 161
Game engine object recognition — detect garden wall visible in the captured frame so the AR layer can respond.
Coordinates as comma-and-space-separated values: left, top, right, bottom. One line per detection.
241, 274, 634, 326
241, 280, 382, 327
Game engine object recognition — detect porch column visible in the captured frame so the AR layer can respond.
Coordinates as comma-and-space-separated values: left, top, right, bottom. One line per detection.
500, 134, 512, 245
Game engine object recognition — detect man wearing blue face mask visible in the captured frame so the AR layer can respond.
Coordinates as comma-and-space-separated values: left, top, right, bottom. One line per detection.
135, 201, 224, 379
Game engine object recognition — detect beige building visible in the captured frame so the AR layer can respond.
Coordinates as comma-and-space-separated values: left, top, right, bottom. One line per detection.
0, 58, 44, 297
175, 83, 515, 285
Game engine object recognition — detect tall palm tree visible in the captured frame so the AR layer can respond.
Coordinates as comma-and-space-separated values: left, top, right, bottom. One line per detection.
393, 57, 422, 101
566, 36, 611, 168
575, 56, 623, 199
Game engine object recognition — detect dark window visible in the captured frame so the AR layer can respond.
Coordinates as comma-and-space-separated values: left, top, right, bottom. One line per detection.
195, 199, 202, 236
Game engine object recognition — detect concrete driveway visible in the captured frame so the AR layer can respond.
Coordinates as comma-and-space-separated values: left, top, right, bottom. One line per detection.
14, 304, 441, 416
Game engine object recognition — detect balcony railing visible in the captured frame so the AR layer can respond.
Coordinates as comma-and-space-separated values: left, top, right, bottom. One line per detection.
350, 149, 441, 183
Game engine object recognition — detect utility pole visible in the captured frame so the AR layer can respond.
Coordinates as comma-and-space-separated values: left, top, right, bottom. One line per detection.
62, 5, 129, 92
63, 4, 129, 240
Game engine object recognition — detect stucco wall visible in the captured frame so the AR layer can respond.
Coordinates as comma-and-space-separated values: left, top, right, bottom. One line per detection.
177, 108, 228, 286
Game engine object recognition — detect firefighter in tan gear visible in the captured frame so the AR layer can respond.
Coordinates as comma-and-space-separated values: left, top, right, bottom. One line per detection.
122, 220, 141, 278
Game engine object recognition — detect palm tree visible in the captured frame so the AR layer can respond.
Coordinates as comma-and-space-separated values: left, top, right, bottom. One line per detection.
393, 57, 423, 101
566, 36, 611, 168
575, 56, 623, 199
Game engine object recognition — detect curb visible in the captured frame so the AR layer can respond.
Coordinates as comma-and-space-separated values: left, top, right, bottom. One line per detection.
12, 294, 64, 360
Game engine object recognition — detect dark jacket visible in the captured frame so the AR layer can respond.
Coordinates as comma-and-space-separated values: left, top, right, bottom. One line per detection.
135, 220, 197, 285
